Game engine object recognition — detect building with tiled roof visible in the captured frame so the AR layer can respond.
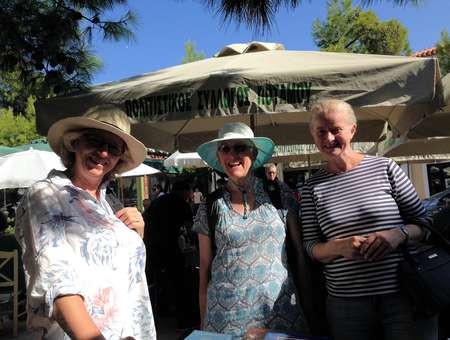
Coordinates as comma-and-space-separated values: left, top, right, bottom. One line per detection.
412, 47, 437, 57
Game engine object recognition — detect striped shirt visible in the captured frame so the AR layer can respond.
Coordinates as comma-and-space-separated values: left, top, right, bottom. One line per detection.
301, 155, 428, 297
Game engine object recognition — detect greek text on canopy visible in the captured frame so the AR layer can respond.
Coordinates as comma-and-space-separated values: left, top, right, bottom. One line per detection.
125, 82, 312, 118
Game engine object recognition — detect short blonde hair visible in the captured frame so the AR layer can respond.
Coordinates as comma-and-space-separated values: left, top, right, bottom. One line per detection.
310, 99, 357, 128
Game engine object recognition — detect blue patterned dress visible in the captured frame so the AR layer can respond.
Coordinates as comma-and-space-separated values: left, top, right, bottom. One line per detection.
193, 177, 307, 339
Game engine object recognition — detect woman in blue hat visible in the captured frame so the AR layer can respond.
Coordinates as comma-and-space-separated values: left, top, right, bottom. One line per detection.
193, 122, 308, 338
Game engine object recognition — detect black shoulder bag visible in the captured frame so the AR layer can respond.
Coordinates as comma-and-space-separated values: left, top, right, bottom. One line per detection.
398, 223, 450, 317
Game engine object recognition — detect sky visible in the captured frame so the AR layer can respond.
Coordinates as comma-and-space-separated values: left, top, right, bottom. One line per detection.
91, 0, 450, 84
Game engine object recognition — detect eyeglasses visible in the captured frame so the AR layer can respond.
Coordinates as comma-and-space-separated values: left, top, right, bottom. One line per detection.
81, 134, 124, 157
217, 143, 252, 154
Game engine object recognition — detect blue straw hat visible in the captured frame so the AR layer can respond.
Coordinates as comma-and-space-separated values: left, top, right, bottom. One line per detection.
197, 122, 275, 173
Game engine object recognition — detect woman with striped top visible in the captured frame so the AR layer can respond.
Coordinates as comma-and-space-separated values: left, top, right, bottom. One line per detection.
301, 99, 429, 340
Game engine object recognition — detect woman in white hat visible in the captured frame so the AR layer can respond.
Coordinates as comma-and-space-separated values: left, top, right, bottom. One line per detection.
193, 122, 308, 338
15, 104, 156, 340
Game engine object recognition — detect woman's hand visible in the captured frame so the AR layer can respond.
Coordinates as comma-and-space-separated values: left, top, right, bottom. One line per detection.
312, 236, 367, 263
359, 229, 404, 261
116, 207, 145, 238
337, 236, 367, 260
54, 295, 105, 340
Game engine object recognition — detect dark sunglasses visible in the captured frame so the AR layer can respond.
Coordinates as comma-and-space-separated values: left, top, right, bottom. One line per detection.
218, 143, 252, 154
82, 134, 124, 157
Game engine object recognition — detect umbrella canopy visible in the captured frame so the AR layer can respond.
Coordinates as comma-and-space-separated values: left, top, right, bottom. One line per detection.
36, 43, 443, 152
163, 150, 207, 168
0, 149, 65, 189
373, 135, 450, 162
370, 73, 450, 162
403, 73, 450, 139
13, 141, 53, 152
271, 142, 375, 168
0, 146, 15, 156
118, 163, 160, 177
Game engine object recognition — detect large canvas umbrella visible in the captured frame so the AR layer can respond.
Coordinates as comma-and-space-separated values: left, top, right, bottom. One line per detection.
404, 73, 450, 140
36, 42, 443, 152
371, 73, 450, 162
372, 134, 450, 162
0, 149, 65, 189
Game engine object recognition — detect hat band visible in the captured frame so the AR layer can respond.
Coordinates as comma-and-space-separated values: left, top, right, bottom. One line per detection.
97, 120, 129, 134
219, 132, 254, 140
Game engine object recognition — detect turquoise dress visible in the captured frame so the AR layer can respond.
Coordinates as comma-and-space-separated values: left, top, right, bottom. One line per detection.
193, 178, 307, 339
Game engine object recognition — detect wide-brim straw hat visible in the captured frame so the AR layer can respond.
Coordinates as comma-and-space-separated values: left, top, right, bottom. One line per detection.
197, 122, 274, 173
47, 104, 147, 174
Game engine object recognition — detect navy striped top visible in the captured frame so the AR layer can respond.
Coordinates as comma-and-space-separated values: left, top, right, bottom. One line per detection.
301, 155, 429, 297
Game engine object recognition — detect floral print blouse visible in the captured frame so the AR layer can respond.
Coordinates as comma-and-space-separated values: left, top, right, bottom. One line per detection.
15, 170, 156, 340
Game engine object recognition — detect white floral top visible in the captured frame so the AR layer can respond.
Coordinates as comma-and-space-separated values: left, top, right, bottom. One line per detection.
15, 170, 156, 340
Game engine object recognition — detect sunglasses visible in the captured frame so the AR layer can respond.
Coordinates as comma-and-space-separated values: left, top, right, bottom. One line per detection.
82, 134, 124, 157
218, 143, 253, 154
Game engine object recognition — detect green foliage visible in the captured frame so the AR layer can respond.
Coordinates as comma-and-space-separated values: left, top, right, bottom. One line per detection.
436, 30, 450, 76
204, 0, 420, 31
182, 41, 206, 64
312, 0, 410, 55
0, 0, 134, 107
0, 100, 41, 147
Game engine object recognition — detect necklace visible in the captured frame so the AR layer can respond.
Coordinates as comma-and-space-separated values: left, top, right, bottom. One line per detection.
227, 177, 251, 219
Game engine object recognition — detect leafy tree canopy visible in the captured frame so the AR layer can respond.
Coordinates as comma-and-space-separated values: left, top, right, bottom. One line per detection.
0, 0, 135, 107
182, 41, 206, 64
436, 30, 450, 76
203, 0, 421, 31
0, 98, 41, 147
312, 0, 411, 55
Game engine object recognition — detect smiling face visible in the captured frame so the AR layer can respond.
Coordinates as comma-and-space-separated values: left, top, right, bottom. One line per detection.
310, 109, 356, 159
217, 139, 255, 181
72, 129, 124, 184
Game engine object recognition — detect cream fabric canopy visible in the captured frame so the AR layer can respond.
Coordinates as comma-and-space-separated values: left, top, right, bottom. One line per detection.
36, 43, 444, 152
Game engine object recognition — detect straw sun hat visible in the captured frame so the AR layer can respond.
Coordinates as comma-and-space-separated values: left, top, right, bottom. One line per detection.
47, 104, 147, 174
197, 122, 275, 173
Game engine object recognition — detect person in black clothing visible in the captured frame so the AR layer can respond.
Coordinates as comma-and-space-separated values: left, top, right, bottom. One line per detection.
263, 163, 283, 209
144, 181, 199, 332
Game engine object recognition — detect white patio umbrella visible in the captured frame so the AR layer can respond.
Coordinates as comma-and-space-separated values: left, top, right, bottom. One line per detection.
118, 163, 160, 177
36, 42, 443, 152
163, 150, 207, 168
0, 149, 65, 189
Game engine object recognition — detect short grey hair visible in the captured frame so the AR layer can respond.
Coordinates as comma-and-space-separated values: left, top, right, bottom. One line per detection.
264, 163, 277, 170
309, 99, 357, 128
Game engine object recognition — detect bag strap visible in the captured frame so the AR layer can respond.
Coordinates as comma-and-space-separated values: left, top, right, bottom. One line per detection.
206, 187, 225, 258
420, 222, 450, 250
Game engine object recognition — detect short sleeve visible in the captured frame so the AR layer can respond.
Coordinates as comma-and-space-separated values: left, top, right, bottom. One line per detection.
15, 181, 84, 319
192, 203, 210, 236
